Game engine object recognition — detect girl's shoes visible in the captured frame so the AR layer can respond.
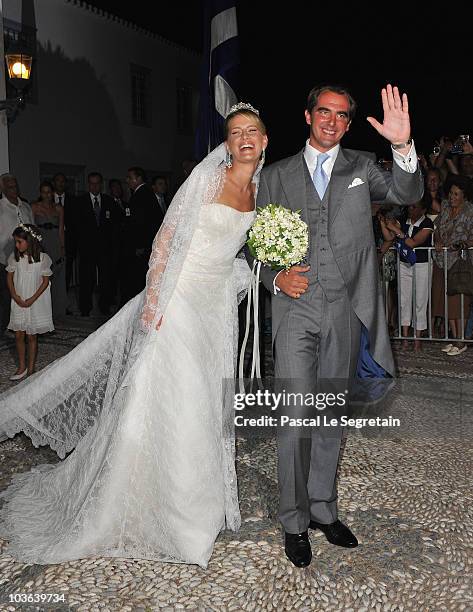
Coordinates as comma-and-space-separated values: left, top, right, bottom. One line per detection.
9, 369, 28, 381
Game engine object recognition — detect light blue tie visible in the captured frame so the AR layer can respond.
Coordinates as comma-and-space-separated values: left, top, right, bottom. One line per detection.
313, 153, 329, 199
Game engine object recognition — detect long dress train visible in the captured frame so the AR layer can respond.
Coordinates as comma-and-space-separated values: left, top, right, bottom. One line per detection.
0, 202, 254, 567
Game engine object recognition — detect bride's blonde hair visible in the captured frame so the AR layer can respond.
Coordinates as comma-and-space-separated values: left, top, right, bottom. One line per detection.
223, 109, 267, 138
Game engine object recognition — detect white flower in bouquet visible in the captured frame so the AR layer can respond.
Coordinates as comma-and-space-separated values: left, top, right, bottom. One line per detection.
247, 204, 309, 270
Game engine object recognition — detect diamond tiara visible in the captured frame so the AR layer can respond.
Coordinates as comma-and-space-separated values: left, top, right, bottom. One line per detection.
18, 223, 42, 242
226, 102, 260, 117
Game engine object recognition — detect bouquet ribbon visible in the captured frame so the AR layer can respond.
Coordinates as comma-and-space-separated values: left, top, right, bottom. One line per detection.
238, 260, 262, 389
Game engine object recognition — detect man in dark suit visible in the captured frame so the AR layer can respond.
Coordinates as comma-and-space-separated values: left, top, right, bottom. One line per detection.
151, 175, 170, 216
109, 178, 134, 305
126, 167, 165, 295
251, 84, 424, 567
75, 172, 121, 316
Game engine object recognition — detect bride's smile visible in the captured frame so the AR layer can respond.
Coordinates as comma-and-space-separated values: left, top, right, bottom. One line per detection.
226, 115, 268, 166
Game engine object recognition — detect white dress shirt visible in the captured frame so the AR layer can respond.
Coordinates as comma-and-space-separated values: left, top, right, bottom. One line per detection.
0, 196, 34, 265
155, 193, 167, 215
303, 142, 340, 180
90, 192, 101, 207
391, 141, 418, 173
55, 193, 65, 206
303, 139, 418, 177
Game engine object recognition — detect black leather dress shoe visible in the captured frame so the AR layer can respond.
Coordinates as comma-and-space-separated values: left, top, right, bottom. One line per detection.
309, 519, 358, 548
284, 531, 312, 567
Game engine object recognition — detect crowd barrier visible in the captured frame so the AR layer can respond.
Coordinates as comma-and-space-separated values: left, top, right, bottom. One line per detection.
384, 246, 473, 343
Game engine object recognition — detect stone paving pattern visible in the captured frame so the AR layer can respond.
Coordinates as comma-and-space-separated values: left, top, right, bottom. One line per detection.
0, 317, 472, 611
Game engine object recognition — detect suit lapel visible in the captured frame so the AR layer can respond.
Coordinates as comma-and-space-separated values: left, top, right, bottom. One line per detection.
277, 151, 309, 223
328, 147, 356, 227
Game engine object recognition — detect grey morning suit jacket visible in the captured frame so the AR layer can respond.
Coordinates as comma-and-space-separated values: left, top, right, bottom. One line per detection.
255, 146, 424, 376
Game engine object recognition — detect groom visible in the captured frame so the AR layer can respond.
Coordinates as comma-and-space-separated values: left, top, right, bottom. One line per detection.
254, 84, 423, 567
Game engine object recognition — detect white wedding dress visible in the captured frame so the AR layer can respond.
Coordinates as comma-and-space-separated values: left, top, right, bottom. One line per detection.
0, 202, 255, 568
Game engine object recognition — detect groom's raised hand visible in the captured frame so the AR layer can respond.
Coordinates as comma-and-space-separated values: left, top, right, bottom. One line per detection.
275, 265, 310, 299
366, 84, 411, 154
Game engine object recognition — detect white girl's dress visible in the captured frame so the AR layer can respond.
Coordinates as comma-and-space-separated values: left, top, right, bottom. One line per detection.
6, 252, 54, 335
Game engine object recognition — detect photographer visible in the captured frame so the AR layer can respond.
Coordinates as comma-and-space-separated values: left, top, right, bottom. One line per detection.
457, 140, 473, 182
433, 135, 472, 189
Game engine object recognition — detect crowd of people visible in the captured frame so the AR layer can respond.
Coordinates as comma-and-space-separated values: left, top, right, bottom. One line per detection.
1, 135, 472, 383
0, 166, 185, 378
373, 136, 473, 355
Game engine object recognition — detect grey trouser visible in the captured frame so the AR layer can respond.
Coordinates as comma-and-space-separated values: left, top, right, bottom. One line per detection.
274, 282, 360, 533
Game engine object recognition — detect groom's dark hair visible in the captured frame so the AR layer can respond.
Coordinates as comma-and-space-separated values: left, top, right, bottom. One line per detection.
306, 84, 357, 120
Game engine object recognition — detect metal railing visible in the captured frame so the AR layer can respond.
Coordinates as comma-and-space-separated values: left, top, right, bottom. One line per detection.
384, 246, 473, 343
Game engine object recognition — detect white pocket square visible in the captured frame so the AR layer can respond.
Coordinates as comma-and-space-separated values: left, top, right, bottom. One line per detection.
348, 177, 364, 189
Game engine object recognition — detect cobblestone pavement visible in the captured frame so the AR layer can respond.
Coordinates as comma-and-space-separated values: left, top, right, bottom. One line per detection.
0, 317, 472, 611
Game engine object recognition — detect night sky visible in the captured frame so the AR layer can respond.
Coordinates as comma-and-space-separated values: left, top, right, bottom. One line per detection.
88, 1, 472, 163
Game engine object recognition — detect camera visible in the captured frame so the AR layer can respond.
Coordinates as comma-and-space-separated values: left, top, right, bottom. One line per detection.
432, 145, 440, 156
451, 134, 470, 155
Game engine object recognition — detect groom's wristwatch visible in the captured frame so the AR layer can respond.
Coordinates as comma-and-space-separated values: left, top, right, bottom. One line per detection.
391, 138, 412, 150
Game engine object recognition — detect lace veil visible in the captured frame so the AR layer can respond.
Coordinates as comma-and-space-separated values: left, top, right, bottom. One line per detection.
0, 142, 258, 463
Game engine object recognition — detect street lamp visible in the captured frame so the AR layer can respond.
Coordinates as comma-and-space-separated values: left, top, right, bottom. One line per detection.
1, 47, 33, 121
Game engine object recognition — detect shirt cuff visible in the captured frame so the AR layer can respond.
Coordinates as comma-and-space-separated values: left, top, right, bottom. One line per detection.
273, 270, 282, 295
392, 140, 418, 173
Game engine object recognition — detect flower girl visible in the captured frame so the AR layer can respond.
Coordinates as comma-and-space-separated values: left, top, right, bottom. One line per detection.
6, 224, 54, 381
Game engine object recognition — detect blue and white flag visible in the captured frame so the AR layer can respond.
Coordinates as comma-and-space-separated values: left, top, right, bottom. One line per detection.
194, 0, 239, 161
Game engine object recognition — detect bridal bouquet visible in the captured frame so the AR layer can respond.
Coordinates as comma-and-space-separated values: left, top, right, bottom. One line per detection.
247, 204, 309, 270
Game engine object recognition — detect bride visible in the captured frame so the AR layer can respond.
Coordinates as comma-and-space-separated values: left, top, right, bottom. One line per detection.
0, 103, 268, 568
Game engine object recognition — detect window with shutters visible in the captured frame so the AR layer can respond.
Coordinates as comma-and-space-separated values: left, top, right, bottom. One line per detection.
176, 80, 199, 135
131, 64, 151, 127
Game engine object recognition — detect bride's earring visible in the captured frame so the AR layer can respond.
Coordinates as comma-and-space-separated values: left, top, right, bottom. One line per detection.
226, 150, 233, 168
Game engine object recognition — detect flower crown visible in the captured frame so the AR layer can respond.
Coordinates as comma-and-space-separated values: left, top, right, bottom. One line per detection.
226, 102, 260, 118
19, 223, 42, 242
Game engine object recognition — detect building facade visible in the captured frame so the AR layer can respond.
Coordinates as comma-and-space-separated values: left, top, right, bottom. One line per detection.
1, 0, 201, 199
